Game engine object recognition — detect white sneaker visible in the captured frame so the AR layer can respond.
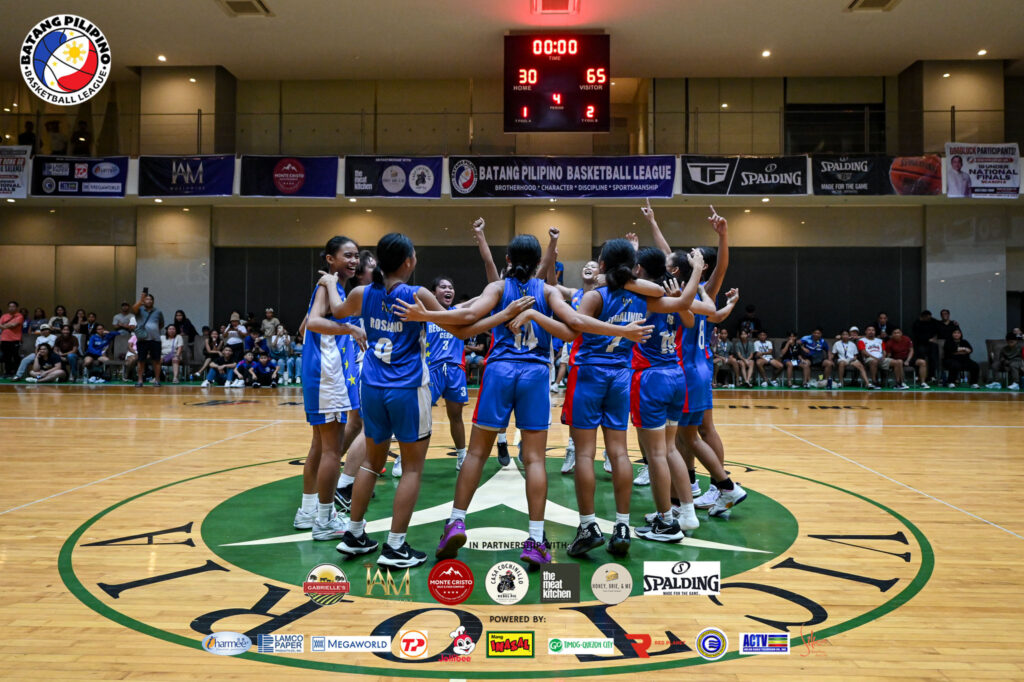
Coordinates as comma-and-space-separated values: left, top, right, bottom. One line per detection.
25, 377, 37, 383
94, 378, 106, 384
293, 507, 315, 530
895, 383, 908, 390
760, 381, 768, 387
633, 465, 650, 486
920, 382, 930, 389
643, 507, 679, 524
312, 511, 348, 540
971, 384, 980, 389
393, 456, 403, 478
709, 484, 747, 518
602, 450, 612, 474
677, 505, 699, 531
201, 380, 210, 388
691, 481, 702, 498
1009, 383, 1020, 390
694, 485, 720, 509
560, 447, 575, 474
456, 450, 466, 471
550, 383, 559, 393
770, 380, 778, 387
948, 383, 956, 388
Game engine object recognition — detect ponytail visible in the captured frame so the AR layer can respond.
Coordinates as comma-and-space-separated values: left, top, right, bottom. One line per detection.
598, 239, 637, 291
373, 233, 415, 285
505, 234, 542, 284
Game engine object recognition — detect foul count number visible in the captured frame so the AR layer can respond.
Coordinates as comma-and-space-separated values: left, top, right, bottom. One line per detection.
586, 105, 596, 119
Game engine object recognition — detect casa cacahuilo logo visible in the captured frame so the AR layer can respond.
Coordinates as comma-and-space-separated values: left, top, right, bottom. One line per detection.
486, 560, 529, 605
21, 15, 111, 105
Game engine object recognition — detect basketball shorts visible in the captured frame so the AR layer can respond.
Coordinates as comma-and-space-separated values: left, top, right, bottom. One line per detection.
430, 362, 468, 405
562, 364, 631, 431
473, 360, 550, 432
306, 410, 347, 426
343, 338, 361, 412
677, 362, 712, 426
630, 366, 687, 430
360, 383, 432, 443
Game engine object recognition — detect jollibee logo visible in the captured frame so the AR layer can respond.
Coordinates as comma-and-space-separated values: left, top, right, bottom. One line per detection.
450, 626, 476, 655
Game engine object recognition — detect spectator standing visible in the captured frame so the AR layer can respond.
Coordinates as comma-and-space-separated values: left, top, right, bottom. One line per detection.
779, 332, 807, 388
53, 324, 80, 381
268, 325, 291, 381
25, 344, 65, 383
874, 312, 893, 340
883, 328, 924, 390
112, 302, 136, 332
13, 323, 57, 379
46, 121, 67, 154
249, 351, 279, 388
998, 333, 1023, 390
1, 301, 25, 377
201, 346, 237, 387
82, 325, 121, 382
911, 310, 941, 382
943, 329, 979, 388
712, 328, 738, 388
800, 327, 833, 388
733, 329, 756, 387
857, 325, 887, 389
160, 324, 185, 384
172, 310, 198, 343
49, 304, 69, 330
735, 304, 762, 336
18, 121, 36, 150
937, 309, 960, 343
261, 308, 281, 339
833, 329, 870, 387
70, 120, 91, 156
194, 329, 224, 380
131, 291, 165, 387
753, 330, 782, 386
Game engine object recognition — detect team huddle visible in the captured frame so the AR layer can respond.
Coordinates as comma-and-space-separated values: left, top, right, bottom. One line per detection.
291, 202, 744, 570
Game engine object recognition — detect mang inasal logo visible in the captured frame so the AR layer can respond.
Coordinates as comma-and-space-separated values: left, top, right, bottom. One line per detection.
21, 15, 111, 105
61, 457, 932, 678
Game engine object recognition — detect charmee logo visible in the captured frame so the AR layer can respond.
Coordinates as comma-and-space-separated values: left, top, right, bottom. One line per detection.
20, 15, 111, 105
201, 631, 251, 656
451, 159, 477, 194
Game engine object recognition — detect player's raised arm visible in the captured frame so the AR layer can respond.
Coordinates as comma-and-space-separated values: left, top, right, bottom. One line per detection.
641, 198, 672, 256
539, 227, 559, 286
396, 280, 510, 325
472, 218, 501, 283
415, 286, 533, 339
705, 205, 729, 299
707, 288, 740, 323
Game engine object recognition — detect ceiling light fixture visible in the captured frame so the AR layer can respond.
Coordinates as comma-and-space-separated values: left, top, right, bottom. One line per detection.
182, 208, 190, 212
157, 54, 167, 62
762, 50, 771, 57
943, 73, 950, 78
2, 108, 9, 112
549, 198, 557, 203
721, 103, 728, 108
6, 198, 14, 203
348, 198, 357, 203
977, 49, 987, 56
189, 78, 196, 83
743, 209, 751, 213
365, 209, 372, 213
154, 198, 163, 203
762, 197, 770, 203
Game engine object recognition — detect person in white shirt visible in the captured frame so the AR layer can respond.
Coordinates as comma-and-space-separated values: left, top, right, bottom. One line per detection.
13, 323, 59, 379
753, 330, 783, 386
946, 155, 971, 198
112, 302, 137, 332
856, 325, 888, 389
833, 328, 870, 387
160, 324, 185, 384
223, 314, 247, 353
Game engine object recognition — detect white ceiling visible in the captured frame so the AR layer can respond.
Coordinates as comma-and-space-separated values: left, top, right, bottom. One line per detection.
3, 0, 1022, 82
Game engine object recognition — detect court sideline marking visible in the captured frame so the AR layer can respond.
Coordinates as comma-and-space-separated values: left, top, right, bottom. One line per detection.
0, 422, 280, 516
772, 424, 1024, 540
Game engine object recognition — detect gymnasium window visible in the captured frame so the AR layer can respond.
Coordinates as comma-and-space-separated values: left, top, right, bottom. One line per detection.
784, 103, 886, 154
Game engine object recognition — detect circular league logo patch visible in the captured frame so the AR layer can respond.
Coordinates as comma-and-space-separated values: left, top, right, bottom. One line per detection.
450, 159, 477, 194
408, 164, 435, 194
21, 15, 111, 105
380, 165, 406, 194
302, 563, 351, 606
695, 627, 728, 661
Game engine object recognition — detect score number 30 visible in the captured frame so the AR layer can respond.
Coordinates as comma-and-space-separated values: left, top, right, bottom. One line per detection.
518, 67, 607, 85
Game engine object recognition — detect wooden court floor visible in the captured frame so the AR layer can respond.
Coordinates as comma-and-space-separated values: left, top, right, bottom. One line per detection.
0, 384, 1022, 681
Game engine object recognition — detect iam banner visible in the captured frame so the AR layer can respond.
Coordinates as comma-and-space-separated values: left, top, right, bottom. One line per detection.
345, 156, 442, 198
138, 155, 235, 196
0, 146, 32, 199
812, 155, 893, 196
30, 155, 128, 197
944, 143, 1020, 199
680, 155, 809, 195
448, 155, 675, 199
240, 155, 339, 198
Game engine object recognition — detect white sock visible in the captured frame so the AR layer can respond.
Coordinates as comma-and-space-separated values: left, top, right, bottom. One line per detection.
349, 519, 366, 537
301, 493, 317, 513
528, 520, 544, 543
616, 512, 630, 526
580, 513, 596, 526
497, 433, 507, 445
317, 502, 333, 523
387, 532, 406, 550
657, 508, 672, 519
681, 503, 695, 516
338, 473, 355, 489
449, 507, 467, 522
456, 448, 466, 457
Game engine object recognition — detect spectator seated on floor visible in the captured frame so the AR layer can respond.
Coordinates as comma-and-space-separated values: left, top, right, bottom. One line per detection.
997, 332, 1023, 390
249, 351, 279, 388
13, 323, 57, 380
201, 347, 237, 387
799, 327, 833, 388
857, 325, 889, 389
753, 330, 782, 386
25, 344, 66, 383
832, 328, 870, 387
885, 328, 927, 390
943, 328, 980, 389
230, 350, 256, 387
82, 325, 122, 383
52, 324, 81, 381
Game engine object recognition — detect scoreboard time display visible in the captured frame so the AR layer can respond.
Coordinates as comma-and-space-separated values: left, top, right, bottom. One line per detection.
503, 34, 610, 133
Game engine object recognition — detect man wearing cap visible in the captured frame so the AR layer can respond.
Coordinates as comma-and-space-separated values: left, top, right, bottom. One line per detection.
12, 323, 58, 380
224, 314, 247, 354
112, 302, 137, 332
261, 308, 280, 339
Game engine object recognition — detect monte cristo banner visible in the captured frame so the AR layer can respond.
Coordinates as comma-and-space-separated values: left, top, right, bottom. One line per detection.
448, 155, 675, 199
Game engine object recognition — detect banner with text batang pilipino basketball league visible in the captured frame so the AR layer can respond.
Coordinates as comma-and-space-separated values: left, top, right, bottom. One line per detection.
0, 146, 32, 199
944, 143, 1020, 199
345, 156, 442, 198
240, 155, 338, 198
448, 155, 675, 198
30, 155, 127, 197
680, 155, 809, 195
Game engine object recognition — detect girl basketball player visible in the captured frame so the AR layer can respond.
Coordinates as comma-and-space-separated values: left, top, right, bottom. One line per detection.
397, 234, 651, 567
295, 236, 367, 541
321, 233, 531, 568
426, 276, 469, 470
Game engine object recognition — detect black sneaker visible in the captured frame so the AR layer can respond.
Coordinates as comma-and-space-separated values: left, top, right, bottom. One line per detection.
378, 541, 427, 568
635, 515, 684, 543
607, 522, 632, 557
566, 522, 605, 557
496, 440, 511, 467
334, 484, 352, 512
336, 530, 378, 557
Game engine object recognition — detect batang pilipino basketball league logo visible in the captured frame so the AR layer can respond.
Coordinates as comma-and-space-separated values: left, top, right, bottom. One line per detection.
20, 15, 111, 105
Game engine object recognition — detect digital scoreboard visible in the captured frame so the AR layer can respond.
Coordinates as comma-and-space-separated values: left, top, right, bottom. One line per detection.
503, 34, 610, 133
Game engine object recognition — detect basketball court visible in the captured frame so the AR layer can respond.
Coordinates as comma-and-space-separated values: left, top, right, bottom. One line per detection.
1, 384, 1021, 679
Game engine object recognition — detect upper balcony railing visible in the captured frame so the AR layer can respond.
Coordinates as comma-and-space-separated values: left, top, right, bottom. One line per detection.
0, 107, 1015, 158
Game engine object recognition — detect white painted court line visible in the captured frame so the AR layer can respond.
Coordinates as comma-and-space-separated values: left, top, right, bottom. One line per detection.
0, 422, 280, 516
771, 425, 1024, 541
0, 415, 295, 423
715, 423, 1024, 429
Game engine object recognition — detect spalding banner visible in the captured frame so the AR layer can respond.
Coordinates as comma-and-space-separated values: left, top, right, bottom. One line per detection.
680, 155, 809, 195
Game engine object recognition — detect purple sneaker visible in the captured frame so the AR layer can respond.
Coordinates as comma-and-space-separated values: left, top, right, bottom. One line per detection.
519, 538, 552, 566
436, 519, 467, 559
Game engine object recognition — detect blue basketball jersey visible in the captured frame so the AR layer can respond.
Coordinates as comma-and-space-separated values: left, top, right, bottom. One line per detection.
487, 278, 552, 365
633, 311, 682, 369
425, 309, 464, 369
677, 297, 713, 412
301, 283, 351, 415
360, 282, 428, 388
573, 287, 648, 368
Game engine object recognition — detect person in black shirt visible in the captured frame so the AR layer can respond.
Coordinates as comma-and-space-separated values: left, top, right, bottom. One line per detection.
873, 312, 893, 340
937, 309, 960, 342
17, 121, 36, 151
911, 310, 942, 382
943, 328, 979, 388
734, 304, 762, 336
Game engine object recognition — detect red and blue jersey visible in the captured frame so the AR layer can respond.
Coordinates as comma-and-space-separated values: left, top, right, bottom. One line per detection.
677, 292, 713, 413
632, 311, 681, 369
488, 278, 552, 365
573, 287, 647, 368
